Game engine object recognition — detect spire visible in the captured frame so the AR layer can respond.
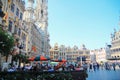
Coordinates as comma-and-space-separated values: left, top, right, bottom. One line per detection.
36, 0, 42, 9
80, 44, 86, 50
34, 0, 48, 33
118, 11, 120, 30
27, 0, 34, 10
111, 33, 113, 38
114, 28, 116, 33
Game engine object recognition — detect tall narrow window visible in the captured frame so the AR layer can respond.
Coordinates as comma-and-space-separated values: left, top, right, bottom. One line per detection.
11, 3, 15, 12
20, 12, 23, 20
8, 20, 12, 32
41, 10, 43, 17
22, 33, 26, 41
18, 28, 21, 36
14, 26, 17, 34
16, 8, 19, 16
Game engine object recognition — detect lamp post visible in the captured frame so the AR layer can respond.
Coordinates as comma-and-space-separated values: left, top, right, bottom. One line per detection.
2, 20, 7, 31
115, 56, 117, 64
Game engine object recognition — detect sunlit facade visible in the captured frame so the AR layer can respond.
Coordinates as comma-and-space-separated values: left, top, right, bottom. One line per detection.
50, 43, 90, 63
49, 43, 59, 59
0, 0, 50, 65
23, 0, 50, 57
109, 28, 120, 62
90, 44, 112, 63
96, 48, 107, 63
0, 0, 29, 65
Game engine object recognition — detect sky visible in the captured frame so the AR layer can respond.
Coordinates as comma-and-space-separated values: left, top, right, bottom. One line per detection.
24, 0, 120, 50
48, 0, 120, 49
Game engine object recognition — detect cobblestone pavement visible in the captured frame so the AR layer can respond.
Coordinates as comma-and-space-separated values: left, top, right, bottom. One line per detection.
86, 69, 120, 80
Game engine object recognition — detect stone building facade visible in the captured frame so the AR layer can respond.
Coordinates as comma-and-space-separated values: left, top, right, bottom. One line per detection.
109, 28, 120, 62
23, 0, 50, 57
1, 0, 28, 55
90, 44, 111, 63
50, 43, 90, 63
0, 0, 29, 65
0, 0, 50, 65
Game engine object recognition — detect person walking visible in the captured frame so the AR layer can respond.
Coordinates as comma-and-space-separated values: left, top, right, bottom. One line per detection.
112, 63, 116, 71
96, 62, 100, 70
93, 63, 96, 71
89, 63, 93, 72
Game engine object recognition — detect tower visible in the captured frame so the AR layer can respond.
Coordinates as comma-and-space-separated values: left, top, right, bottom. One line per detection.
23, 0, 34, 53
118, 11, 120, 29
34, 0, 49, 56
23, 0, 34, 23
35, 0, 48, 33
34, 0, 42, 22
42, 0, 48, 33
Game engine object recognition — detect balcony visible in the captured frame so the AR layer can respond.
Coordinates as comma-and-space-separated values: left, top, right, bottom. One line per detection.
107, 56, 120, 61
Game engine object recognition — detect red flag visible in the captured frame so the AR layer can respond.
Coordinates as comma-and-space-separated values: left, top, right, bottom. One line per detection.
32, 45, 37, 52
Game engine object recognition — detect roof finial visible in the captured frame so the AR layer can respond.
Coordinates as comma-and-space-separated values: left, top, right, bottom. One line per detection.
114, 28, 116, 33
111, 33, 113, 38
118, 11, 120, 28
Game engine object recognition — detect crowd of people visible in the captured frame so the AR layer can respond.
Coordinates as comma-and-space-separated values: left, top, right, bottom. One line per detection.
87, 62, 120, 72
1, 62, 83, 72
1, 61, 120, 72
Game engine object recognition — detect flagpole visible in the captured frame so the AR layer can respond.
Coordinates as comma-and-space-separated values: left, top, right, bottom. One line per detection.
81, 56, 82, 66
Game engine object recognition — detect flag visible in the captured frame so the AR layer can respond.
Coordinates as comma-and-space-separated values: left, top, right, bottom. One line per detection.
3, 12, 8, 21
32, 45, 37, 52
8, 0, 11, 5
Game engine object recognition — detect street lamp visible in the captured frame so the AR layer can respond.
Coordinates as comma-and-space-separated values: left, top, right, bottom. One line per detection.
19, 43, 24, 55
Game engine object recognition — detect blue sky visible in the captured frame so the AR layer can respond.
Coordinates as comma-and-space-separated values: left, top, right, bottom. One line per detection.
24, 0, 120, 49
48, 0, 120, 49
